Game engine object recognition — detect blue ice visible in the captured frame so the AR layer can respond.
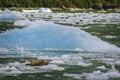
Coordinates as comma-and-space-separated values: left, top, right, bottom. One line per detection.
0, 21, 120, 53
0, 9, 24, 21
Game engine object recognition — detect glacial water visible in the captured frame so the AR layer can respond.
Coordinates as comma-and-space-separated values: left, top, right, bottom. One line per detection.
0, 21, 120, 80
0, 10, 120, 80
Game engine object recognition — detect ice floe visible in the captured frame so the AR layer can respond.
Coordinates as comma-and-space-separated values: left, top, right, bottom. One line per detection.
21, 12, 120, 25
96, 65, 107, 70
38, 64, 64, 71
104, 35, 117, 39
63, 73, 82, 79
63, 65, 120, 80
0, 66, 22, 75
38, 8, 52, 13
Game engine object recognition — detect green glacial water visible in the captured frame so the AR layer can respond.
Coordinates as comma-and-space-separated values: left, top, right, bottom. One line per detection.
80, 24, 120, 47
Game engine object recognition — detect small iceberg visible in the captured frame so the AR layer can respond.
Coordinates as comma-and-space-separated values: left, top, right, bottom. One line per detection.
22, 9, 38, 13
0, 66, 22, 75
96, 65, 106, 70
38, 8, 52, 13
39, 64, 64, 71
0, 8, 25, 21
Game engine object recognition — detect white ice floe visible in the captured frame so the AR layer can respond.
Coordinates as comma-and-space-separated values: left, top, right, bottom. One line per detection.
21, 12, 120, 25
63, 73, 82, 79
18, 66, 35, 71
84, 70, 103, 80
44, 74, 52, 77
8, 62, 30, 67
0, 8, 25, 21
94, 65, 120, 80
96, 65, 106, 70
8, 62, 20, 67
63, 66, 120, 80
38, 8, 52, 13
96, 58, 115, 65
78, 62, 92, 67
39, 64, 64, 71
104, 35, 117, 39
67, 54, 83, 59
0, 66, 22, 75
22, 9, 38, 13
64, 65, 120, 80
37, 55, 50, 60
56, 54, 91, 67
50, 60, 65, 64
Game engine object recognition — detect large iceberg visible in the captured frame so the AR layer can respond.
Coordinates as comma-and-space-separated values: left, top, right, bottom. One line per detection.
0, 9, 25, 21
0, 20, 120, 53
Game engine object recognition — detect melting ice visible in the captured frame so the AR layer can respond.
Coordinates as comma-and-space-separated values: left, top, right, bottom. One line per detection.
0, 20, 120, 53
0, 9, 25, 21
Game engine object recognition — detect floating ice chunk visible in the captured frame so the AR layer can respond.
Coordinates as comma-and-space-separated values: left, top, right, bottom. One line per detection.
99, 58, 115, 65
85, 70, 102, 80
63, 62, 120, 80
61, 55, 71, 60
95, 65, 120, 79
83, 70, 108, 80
22, 9, 38, 13
96, 65, 106, 70
38, 8, 52, 13
18, 66, 35, 71
106, 72, 120, 79
0, 66, 22, 75
104, 35, 117, 39
49, 56, 61, 60
63, 73, 82, 79
84, 65, 120, 80
50, 60, 65, 64
61, 54, 83, 63
93, 70, 102, 75
70, 55, 83, 61
93, 74, 109, 80
8, 62, 20, 67
0, 8, 25, 21
78, 62, 92, 67
37, 55, 50, 60
44, 74, 52, 77
39, 64, 64, 71
74, 48, 83, 51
